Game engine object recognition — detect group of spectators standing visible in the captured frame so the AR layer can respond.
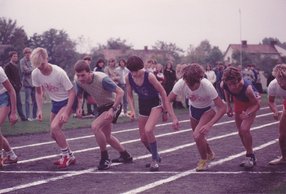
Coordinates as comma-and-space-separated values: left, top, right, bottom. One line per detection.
3, 48, 37, 122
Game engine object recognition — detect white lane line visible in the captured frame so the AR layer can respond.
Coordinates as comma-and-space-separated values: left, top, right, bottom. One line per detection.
12, 109, 273, 150
122, 139, 278, 194
1, 170, 285, 175
0, 171, 180, 174
0, 121, 278, 194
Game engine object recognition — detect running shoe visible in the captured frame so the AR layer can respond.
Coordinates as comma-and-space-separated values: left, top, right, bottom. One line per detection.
55, 155, 76, 168
111, 155, 133, 163
196, 159, 208, 171
2, 155, 18, 165
146, 157, 161, 168
150, 160, 159, 172
269, 156, 286, 165
98, 159, 111, 170
240, 156, 256, 169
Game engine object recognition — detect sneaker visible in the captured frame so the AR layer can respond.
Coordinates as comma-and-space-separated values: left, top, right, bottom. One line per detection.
112, 155, 133, 163
269, 157, 286, 165
3, 155, 18, 165
207, 151, 216, 161
240, 156, 256, 169
55, 155, 76, 168
146, 157, 161, 168
98, 159, 111, 170
196, 159, 208, 171
150, 160, 159, 172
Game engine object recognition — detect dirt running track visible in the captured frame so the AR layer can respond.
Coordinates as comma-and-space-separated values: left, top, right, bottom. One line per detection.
1, 106, 286, 194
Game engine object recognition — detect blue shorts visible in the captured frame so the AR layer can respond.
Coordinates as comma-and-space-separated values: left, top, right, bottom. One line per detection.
51, 99, 68, 114
189, 105, 211, 120
0, 92, 10, 107
138, 97, 161, 116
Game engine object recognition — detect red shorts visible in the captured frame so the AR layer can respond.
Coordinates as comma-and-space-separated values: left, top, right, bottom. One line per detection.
233, 98, 251, 114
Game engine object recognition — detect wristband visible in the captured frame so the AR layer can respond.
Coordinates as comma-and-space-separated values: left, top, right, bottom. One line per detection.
111, 106, 117, 112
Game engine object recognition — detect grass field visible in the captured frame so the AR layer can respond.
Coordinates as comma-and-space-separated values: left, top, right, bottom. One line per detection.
1, 93, 273, 136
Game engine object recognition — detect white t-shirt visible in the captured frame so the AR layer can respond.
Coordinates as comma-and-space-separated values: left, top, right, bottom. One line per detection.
268, 79, 286, 99
0, 67, 8, 94
32, 64, 73, 102
172, 78, 218, 108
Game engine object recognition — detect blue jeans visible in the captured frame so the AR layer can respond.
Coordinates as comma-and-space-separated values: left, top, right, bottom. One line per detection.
16, 90, 26, 120
25, 87, 37, 118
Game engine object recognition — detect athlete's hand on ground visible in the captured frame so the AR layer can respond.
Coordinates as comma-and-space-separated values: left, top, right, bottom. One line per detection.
172, 119, 180, 131
9, 113, 18, 126
273, 111, 282, 121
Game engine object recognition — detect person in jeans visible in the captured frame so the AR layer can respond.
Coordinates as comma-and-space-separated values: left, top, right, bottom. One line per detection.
4, 51, 27, 121
20, 47, 37, 121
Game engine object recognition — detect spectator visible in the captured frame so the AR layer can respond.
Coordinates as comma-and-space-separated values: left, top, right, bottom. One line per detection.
205, 64, 216, 86
153, 63, 165, 84
94, 58, 105, 72
4, 51, 27, 121
20, 47, 37, 121
115, 59, 129, 115
104, 58, 120, 84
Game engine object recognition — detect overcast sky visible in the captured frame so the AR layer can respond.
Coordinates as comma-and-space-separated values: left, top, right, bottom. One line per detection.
1, 0, 286, 53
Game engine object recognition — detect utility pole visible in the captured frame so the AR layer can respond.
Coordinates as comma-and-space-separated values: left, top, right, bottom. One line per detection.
239, 8, 242, 67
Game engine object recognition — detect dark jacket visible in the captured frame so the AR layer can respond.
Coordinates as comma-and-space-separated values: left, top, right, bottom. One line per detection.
4, 62, 22, 92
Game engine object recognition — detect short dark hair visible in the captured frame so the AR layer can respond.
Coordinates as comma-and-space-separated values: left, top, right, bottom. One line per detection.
74, 60, 91, 73
9, 51, 17, 58
126, 56, 144, 71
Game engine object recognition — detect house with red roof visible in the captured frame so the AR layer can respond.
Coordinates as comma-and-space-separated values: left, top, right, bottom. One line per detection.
223, 40, 284, 64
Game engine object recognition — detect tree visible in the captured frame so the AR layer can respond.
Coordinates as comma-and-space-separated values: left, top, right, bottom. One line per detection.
105, 38, 133, 50
152, 41, 183, 64
184, 40, 223, 66
0, 17, 28, 64
29, 29, 79, 78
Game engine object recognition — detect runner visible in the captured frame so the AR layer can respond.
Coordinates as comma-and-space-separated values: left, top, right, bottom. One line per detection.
74, 60, 133, 170
31, 47, 76, 168
168, 63, 226, 171
125, 56, 178, 171
0, 66, 18, 167
267, 64, 286, 165
221, 66, 260, 169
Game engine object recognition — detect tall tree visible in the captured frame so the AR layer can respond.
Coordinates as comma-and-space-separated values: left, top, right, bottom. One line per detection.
0, 17, 28, 64
152, 41, 183, 64
29, 28, 78, 78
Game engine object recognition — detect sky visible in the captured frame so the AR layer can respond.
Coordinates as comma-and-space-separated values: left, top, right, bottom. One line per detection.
1, 0, 286, 53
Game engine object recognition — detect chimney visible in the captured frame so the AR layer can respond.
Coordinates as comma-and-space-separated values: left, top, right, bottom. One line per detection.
241, 40, 247, 47
144, 46, 148, 51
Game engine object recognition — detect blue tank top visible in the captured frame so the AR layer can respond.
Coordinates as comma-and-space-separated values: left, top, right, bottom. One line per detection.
223, 79, 257, 102
128, 71, 159, 100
